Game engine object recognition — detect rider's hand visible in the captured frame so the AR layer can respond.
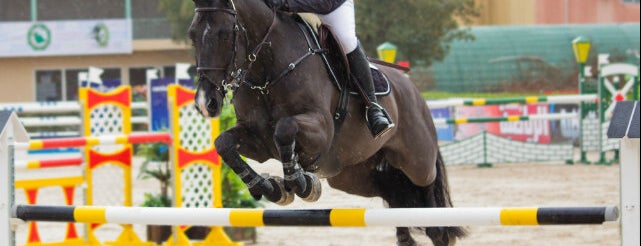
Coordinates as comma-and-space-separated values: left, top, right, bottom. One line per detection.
264, 0, 286, 9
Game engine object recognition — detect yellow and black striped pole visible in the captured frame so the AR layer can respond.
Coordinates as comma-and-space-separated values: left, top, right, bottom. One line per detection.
13, 205, 618, 227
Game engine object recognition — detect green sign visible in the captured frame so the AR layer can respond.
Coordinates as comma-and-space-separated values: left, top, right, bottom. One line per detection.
27, 23, 51, 51
93, 23, 110, 47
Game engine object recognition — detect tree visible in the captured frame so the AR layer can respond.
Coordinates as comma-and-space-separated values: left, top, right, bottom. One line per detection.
158, 0, 479, 66
356, 0, 478, 66
158, 0, 195, 43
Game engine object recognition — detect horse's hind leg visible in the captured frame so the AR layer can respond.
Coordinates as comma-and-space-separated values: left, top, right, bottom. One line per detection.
274, 117, 322, 202
325, 158, 418, 245
377, 153, 466, 246
396, 227, 416, 246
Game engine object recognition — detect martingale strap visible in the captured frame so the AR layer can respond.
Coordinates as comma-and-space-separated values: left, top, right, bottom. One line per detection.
297, 17, 350, 129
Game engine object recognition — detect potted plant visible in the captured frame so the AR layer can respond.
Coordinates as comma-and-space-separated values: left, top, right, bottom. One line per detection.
136, 141, 172, 244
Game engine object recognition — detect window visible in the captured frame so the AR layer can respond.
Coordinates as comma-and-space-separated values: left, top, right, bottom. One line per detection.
101, 68, 122, 83
132, 0, 166, 18
163, 66, 176, 79
129, 67, 154, 102
0, 0, 30, 21
64, 69, 88, 101
35, 70, 62, 101
37, 0, 125, 20
164, 65, 197, 80
129, 67, 154, 86
35, 67, 122, 101
621, 0, 640, 3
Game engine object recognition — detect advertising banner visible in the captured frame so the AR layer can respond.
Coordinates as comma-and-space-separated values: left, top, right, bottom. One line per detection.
453, 104, 552, 143
178, 79, 195, 89
453, 105, 499, 140
0, 19, 132, 57
150, 78, 174, 131
430, 108, 454, 141
487, 104, 551, 143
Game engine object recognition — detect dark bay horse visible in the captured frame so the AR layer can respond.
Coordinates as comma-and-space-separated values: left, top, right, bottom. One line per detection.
190, 0, 466, 245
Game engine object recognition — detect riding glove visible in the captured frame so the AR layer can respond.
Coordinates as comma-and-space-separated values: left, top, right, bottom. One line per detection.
264, 0, 286, 9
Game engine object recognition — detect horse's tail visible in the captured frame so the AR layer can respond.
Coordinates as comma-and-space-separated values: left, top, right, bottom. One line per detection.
374, 150, 468, 246
426, 151, 468, 243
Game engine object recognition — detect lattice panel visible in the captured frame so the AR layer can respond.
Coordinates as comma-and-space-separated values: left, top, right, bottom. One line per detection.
178, 106, 213, 152
90, 164, 125, 206
485, 133, 573, 163
180, 164, 214, 208
441, 131, 573, 166
441, 133, 485, 165
88, 104, 125, 136
581, 113, 601, 152
601, 121, 620, 151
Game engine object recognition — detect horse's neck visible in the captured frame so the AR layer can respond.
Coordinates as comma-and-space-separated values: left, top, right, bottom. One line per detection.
236, 1, 274, 41
237, 5, 311, 74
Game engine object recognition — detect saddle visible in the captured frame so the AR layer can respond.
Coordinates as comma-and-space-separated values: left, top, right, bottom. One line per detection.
295, 15, 392, 97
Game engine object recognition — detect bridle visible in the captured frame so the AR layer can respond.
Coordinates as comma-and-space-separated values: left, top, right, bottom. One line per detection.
194, 0, 278, 95
194, 0, 345, 124
195, 0, 327, 96
194, 2, 243, 96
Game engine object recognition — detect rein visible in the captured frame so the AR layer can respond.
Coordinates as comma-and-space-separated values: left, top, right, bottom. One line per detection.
195, 1, 326, 95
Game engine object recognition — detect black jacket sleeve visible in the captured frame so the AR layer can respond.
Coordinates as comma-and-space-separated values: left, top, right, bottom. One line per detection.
285, 0, 347, 15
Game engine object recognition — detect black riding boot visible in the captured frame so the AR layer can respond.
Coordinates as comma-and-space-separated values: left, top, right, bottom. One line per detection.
347, 45, 395, 139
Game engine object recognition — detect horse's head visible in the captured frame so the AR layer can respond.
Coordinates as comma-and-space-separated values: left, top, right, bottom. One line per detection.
191, 0, 243, 118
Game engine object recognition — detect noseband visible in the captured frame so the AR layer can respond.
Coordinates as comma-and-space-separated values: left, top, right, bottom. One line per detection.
194, 5, 242, 95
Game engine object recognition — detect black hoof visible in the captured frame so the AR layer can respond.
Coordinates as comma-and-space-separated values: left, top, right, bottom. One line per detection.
267, 176, 294, 205
247, 177, 290, 205
285, 171, 308, 197
300, 172, 322, 202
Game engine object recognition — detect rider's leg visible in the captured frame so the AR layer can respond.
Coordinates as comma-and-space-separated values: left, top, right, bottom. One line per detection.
319, 0, 394, 138
347, 45, 394, 138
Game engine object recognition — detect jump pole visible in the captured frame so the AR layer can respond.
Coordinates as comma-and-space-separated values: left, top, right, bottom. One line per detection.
11, 205, 618, 227
14, 132, 172, 151
427, 94, 598, 109
433, 112, 579, 125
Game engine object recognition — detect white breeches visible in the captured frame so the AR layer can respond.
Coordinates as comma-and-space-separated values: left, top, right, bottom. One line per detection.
317, 0, 357, 54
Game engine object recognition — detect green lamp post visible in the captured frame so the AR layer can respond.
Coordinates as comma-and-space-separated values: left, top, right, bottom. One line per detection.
377, 42, 398, 63
572, 36, 591, 164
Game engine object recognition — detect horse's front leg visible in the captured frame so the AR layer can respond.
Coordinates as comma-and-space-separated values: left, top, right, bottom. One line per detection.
273, 116, 326, 202
215, 126, 293, 205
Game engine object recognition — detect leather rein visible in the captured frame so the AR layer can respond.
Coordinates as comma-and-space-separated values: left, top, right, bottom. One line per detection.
195, 2, 325, 95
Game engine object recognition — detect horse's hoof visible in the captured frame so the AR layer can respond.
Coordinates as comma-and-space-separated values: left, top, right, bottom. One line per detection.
268, 176, 295, 206
396, 236, 416, 246
300, 172, 322, 202
285, 170, 308, 197
396, 239, 417, 246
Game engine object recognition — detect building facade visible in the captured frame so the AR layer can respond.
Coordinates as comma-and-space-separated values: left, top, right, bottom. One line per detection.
473, 0, 639, 25
1, 0, 639, 102
0, 0, 192, 102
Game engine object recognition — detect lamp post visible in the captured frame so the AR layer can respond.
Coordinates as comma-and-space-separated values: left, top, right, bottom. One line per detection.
572, 36, 591, 164
377, 42, 398, 63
